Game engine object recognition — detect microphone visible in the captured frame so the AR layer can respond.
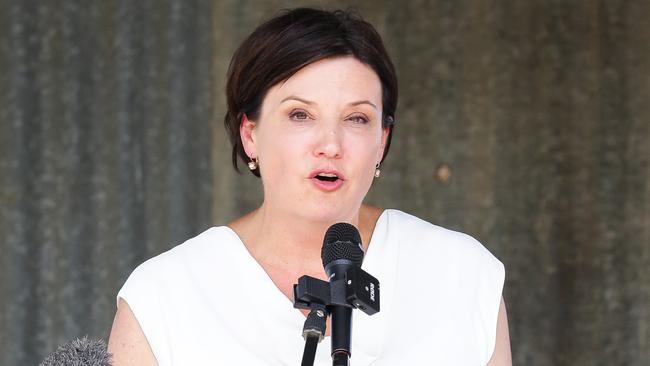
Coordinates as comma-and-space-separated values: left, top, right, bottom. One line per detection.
39, 336, 113, 366
321, 223, 364, 366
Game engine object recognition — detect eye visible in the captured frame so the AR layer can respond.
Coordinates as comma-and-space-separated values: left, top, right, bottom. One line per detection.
347, 115, 369, 124
289, 110, 310, 121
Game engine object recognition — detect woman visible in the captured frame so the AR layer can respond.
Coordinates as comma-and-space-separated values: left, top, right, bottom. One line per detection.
108, 8, 511, 365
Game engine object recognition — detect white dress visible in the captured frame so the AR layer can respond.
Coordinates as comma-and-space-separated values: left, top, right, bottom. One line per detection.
117, 209, 505, 365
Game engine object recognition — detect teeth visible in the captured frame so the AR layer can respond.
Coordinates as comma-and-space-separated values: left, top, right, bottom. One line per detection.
318, 173, 338, 178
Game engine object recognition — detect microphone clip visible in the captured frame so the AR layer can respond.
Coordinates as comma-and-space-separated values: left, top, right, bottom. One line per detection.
293, 266, 380, 317
293, 269, 380, 366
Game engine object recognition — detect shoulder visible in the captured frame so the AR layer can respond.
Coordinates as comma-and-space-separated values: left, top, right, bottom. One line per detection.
116, 226, 240, 308
381, 209, 506, 363
126, 226, 233, 280
114, 226, 238, 363
381, 209, 504, 283
384, 209, 500, 262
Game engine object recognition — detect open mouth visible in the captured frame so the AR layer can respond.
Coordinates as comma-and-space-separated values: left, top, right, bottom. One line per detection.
310, 171, 344, 191
314, 173, 340, 182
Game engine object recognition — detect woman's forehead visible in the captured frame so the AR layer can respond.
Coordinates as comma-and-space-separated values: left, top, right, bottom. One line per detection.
268, 57, 382, 107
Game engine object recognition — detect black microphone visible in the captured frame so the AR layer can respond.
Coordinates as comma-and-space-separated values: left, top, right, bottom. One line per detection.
39, 336, 113, 366
321, 223, 364, 366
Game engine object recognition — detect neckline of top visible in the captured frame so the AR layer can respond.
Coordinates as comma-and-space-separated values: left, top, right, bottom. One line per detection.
220, 209, 390, 309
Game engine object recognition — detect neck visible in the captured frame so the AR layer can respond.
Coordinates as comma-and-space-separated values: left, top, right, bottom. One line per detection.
228, 200, 383, 282
246, 203, 362, 277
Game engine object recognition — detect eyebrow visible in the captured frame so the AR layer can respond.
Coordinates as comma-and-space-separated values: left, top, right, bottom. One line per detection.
280, 95, 378, 111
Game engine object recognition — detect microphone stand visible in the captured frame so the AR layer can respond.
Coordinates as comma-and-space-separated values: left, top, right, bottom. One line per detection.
330, 306, 352, 366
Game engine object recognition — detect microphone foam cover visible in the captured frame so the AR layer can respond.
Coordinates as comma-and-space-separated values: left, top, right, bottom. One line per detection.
321, 223, 364, 268
40, 336, 113, 366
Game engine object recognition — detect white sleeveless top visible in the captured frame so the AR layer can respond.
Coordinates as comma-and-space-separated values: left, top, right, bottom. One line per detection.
117, 209, 505, 365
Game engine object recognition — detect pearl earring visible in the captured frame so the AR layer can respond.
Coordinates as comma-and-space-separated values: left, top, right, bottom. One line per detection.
374, 163, 381, 178
248, 157, 258, 170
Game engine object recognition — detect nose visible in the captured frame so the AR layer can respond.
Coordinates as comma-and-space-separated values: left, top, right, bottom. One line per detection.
313, 122, 343, 159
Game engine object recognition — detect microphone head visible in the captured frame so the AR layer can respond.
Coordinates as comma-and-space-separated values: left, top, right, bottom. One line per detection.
321, 222, 364, 268
40, 336, 113, 366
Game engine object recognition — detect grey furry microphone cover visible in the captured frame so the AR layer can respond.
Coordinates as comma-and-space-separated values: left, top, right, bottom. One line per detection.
40, 336, 113, 366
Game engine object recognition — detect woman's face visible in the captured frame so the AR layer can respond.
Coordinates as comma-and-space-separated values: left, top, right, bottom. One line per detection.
241, 56, 389, 223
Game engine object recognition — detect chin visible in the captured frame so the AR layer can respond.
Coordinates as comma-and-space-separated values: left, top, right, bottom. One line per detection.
301, 201, 358, 224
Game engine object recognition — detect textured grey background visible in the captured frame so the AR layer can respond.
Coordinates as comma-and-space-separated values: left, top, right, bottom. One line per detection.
1, 1, 649, 365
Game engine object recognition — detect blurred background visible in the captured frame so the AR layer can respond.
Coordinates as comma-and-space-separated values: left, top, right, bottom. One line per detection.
1, 0, 648, 365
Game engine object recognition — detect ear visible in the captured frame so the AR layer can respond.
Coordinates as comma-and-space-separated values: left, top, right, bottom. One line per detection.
377, 126, 390, 164
239, 114, 257, 158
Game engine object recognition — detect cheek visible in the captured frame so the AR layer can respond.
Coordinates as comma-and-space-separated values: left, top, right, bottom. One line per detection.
345, 135, 382, 195
258, 132, 309, 178
349, 132, 384, 164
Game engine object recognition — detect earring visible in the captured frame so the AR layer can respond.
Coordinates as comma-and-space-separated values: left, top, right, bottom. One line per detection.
374, 163, 381, 178
248, 157, 258, 170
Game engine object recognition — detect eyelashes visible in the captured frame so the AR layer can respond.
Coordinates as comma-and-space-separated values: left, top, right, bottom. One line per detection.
289, 110, 310, 121
348, 115, 369, 124
288, 109, 370, 124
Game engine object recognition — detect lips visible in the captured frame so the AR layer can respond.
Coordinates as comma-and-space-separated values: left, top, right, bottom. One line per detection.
308, 169, 345, 181
309, 169, 345, 192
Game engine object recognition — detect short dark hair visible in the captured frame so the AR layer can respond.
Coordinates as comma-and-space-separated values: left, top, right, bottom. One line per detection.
224, 8, 398, 177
